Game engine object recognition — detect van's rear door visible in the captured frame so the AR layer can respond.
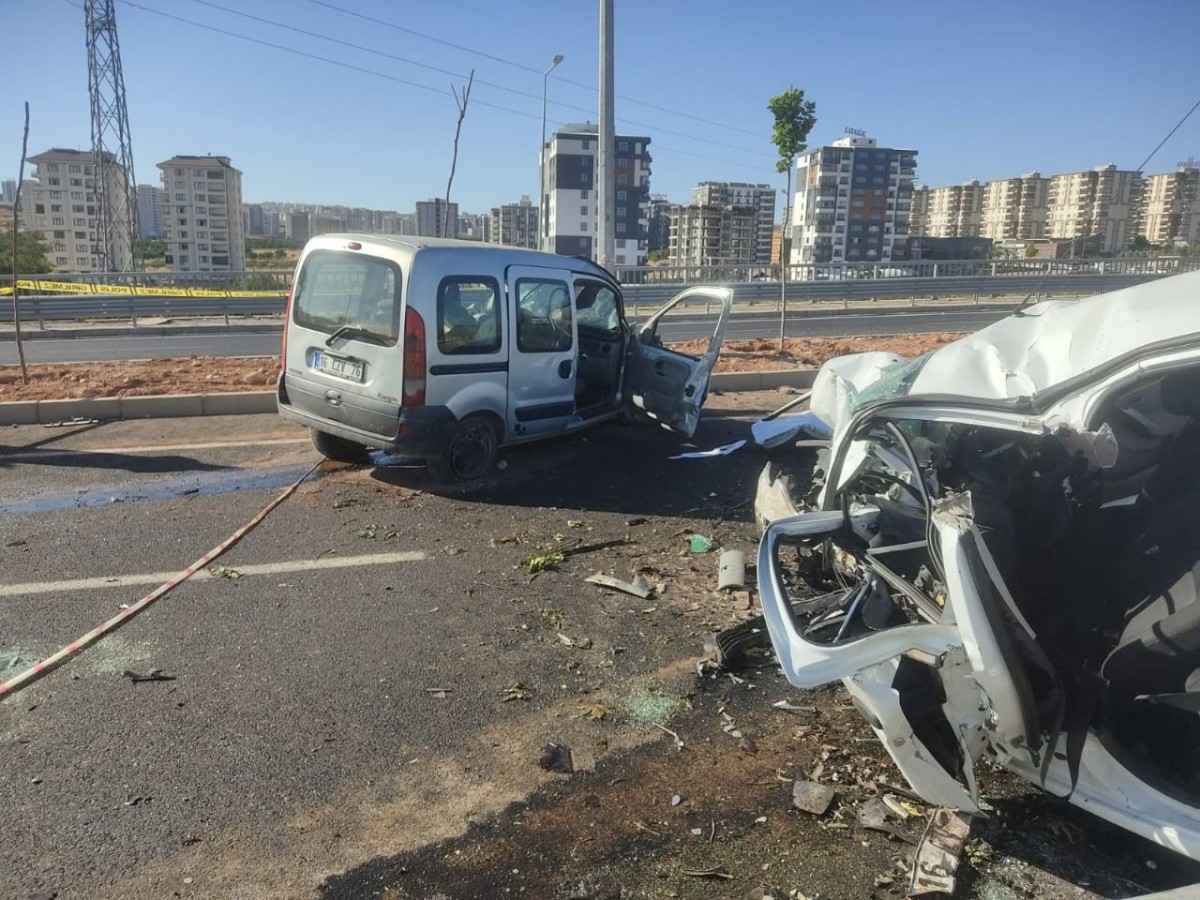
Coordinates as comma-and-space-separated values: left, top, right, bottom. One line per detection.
505, 265, 579, 437
283, 247, 404, 439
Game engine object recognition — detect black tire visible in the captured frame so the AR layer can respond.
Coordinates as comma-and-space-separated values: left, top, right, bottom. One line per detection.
429, 414, 499, 482
311, 428, 369, 463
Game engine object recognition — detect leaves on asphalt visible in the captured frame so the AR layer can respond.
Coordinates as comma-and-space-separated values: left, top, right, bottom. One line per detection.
499, 682, 533, 702
576, 702, 611, 721
520, 551, 564, 573
209, 565, 241, 580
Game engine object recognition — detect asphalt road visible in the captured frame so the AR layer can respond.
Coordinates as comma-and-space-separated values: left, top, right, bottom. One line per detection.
4, 406, 1197, 899
0, 307, 1008, 364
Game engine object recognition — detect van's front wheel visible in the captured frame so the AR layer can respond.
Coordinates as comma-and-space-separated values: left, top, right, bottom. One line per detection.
311, 428, 369, 463
430, 415, 498, 482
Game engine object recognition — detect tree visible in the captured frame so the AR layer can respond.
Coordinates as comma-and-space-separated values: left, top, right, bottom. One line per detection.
767, 86, 817, 349
0, 229, 52, 274
443, 69, 475, 238
647, 248, 669, 264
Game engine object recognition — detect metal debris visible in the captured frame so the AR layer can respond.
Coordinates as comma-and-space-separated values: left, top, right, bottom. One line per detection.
122, 669, 176, 684
791, 780, 836, 815
584, 573, 652, 599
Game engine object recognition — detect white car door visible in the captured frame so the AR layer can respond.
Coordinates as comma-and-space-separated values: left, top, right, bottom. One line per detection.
623, 286, 732, 438
505, 265, 579, 438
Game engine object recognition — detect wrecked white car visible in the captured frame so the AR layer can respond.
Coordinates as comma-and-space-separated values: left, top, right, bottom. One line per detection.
756, 271, 1200, 859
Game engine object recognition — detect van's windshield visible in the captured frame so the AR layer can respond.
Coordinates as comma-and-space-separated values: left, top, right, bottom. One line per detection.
293, 250, 401, 346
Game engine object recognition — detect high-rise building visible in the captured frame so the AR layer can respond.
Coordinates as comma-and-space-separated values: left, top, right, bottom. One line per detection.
979, 173, 1049, 242
310, 213, 345, 237
646, 194, 672, 255
457, 212, 486, 241
416, 198, 458, 238
382, 212, 417, 235
909, 186, 931, 237
25, 148, 132, 272
790, 134, 917, 264
924, 181, 982, 237
136, 183, 163, 238
1140, 165, 1200, 246
244, 203, 265, 236
287, 211, 310, 243
157, 155, 245, 273
541, 123, 651, 266
487, 196, 538, 249
1, 180, 16, 205
691, 182, 775, 264
1045, 164, 1142, 254
667, 203, 757, 268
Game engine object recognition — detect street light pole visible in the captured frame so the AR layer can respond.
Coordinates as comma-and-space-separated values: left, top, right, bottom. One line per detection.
539, 54, 563, 252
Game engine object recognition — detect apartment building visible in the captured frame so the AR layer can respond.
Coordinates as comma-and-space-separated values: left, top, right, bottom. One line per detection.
1140, 166, 1200, 246
541, 123, 651, 266
310, 213, 346, 237
487, 196, 538, 249
157, 155, 245, 273
416, 199, 458, 238
909, 186, 931, 237
789, 134, 917, 264
1045, 164, 1142, 254
2, 180, 17, 205
646, 194, 672, 255
922, 181, 983, 237
979, 172, 1049, 242
136, 183, 163, 238
25, 148, 132, 273
287, 211, 310, 243
691, 182, 776, 264
382, 212, 417, 235
667, 203, 757, 268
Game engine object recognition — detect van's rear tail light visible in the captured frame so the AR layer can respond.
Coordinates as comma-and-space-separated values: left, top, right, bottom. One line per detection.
281, 285, 294, 366
402, 306, 426, 407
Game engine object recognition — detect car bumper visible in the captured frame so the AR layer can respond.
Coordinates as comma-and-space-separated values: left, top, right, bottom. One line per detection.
277, 377, 458, 459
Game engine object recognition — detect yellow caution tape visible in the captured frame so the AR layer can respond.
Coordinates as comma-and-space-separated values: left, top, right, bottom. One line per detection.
3, 279, 287, 298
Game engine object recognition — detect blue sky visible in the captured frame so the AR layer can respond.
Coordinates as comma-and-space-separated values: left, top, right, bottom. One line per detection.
5, 0, 1199, 215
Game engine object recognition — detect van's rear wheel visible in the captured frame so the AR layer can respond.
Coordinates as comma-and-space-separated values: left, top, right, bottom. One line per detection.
430, 415, 498, 482
311, 428, 369, 463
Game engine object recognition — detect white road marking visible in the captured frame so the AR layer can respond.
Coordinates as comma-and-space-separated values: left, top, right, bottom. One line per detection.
0, 438, 309, 461
0, 551, 429, 598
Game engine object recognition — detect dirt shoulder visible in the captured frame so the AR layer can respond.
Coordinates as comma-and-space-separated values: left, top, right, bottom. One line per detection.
0, 334, 964, 403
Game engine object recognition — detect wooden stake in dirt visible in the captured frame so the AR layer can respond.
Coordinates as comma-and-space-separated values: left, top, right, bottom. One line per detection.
442, 69, 474, 238
11, 101, 31, 385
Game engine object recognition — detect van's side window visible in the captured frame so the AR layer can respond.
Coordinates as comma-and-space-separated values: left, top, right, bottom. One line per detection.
516, 279, 573, 353
574, 282, 620, 336
437, 276, 501, 355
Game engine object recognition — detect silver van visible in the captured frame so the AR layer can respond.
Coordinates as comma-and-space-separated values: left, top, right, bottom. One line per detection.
277, 235, 732, 480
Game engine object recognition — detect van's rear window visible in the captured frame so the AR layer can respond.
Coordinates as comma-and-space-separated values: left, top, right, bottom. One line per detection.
293, 250, 401, 345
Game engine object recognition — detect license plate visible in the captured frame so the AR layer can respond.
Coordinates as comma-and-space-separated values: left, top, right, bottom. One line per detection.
313, 351, 364, 382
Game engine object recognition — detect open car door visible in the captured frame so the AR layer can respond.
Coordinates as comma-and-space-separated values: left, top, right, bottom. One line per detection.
623, 286, 733, 438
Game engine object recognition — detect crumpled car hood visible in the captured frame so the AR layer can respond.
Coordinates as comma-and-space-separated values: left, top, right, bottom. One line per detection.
808, 271, 1200, 428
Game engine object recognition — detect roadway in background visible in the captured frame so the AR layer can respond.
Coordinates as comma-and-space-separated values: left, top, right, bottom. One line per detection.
0, 306, 1011, 364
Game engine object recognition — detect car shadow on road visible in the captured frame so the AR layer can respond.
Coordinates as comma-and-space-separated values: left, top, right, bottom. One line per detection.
368, 411, 771, 522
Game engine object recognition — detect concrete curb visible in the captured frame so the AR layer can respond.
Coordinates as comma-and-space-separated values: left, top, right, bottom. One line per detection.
0, 369, 819, 425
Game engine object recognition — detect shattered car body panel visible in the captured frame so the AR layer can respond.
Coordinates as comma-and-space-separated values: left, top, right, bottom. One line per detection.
756, 272, 1200, 859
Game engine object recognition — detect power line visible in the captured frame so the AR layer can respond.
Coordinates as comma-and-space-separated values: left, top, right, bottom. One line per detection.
1137, 96, 1200, 173
299, 0, 771, 142
167, 0, 773, 160
101, 0, 771, 175
414, 0, 770, 122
